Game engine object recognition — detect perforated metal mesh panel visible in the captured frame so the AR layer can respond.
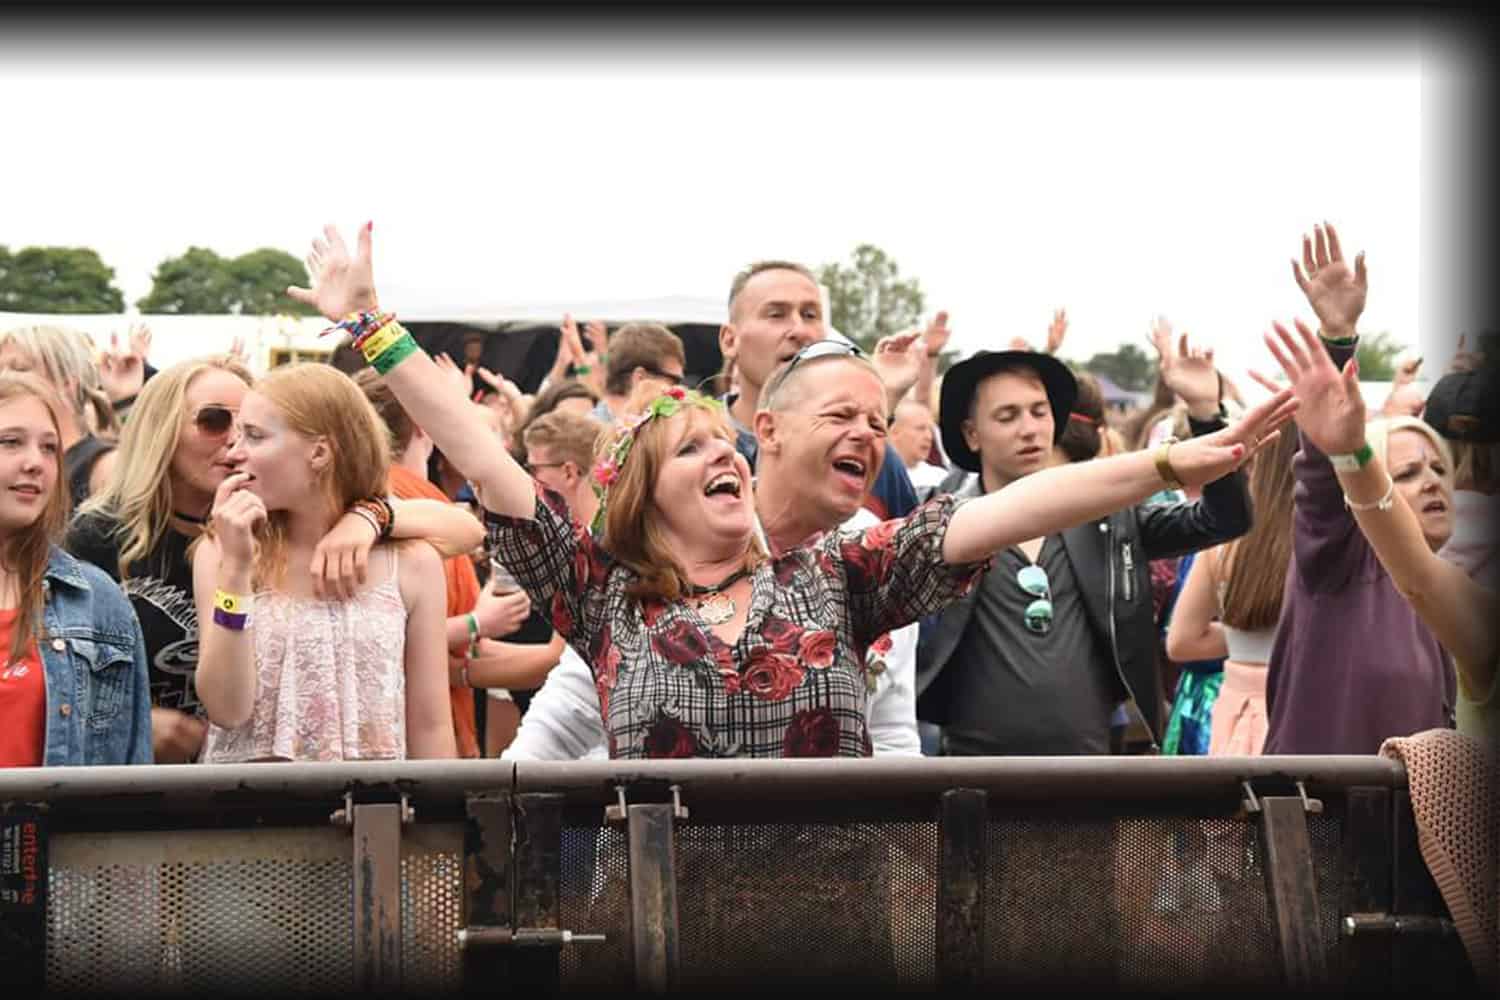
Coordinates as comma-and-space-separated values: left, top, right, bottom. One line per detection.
984, 812, 1344, 989
44, 823, 467, 994
558, 820, 939, 988
400, 824, 465, 990
46, 828, 355, 995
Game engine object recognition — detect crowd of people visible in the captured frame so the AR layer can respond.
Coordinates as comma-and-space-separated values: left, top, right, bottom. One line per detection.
0, 220, 1492, 774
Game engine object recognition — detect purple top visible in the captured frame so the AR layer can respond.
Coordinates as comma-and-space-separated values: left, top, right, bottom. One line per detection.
1263, 339, 1456, 755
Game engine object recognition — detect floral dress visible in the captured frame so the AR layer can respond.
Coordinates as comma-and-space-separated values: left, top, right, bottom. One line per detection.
486, 483, 988, 759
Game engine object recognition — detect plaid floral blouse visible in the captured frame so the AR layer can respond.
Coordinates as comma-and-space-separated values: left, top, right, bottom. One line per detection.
485, 483, 989, 759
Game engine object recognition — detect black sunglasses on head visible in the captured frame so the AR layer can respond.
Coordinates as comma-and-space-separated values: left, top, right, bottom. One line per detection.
762, 339, 867, 400
193, 405, 236, 435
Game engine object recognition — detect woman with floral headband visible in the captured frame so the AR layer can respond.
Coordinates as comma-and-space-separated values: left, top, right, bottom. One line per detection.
285, 222, 1297, 759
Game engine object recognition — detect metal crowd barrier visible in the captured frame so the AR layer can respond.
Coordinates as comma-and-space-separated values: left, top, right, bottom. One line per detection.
0, 756, 1473, 993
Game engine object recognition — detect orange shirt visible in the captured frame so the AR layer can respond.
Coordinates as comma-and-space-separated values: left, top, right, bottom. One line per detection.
0, 609, 46, 767
387, 464, 483, 758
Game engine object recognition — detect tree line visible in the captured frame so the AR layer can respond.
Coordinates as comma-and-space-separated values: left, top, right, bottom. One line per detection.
0, 239, 1407, 380
0, 244, 317, 316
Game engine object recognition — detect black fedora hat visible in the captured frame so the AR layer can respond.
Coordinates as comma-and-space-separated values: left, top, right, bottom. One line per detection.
939, 350, 1079, 473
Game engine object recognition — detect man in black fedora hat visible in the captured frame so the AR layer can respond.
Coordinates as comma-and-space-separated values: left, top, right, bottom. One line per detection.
915, 337, 1252, 755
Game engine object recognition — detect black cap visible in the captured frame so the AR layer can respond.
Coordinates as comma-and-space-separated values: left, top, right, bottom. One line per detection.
939, 350, 1078, 473
1423, 368, 1500, 444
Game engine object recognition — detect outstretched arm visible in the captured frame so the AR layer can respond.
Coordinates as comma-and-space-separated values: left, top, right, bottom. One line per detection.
287, 223, 536, 519
941, 387, 1296, 564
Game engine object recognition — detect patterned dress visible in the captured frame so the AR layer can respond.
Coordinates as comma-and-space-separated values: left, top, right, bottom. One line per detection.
486, 483, 988, 759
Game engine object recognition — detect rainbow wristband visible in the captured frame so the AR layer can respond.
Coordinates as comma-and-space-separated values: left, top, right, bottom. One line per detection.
212, 606, 249, 631
369, 330, 420, 376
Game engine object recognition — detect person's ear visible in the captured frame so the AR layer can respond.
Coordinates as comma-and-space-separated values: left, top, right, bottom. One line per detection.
308, 435, 333, 474
719, 322, 739, 364
962, 418, 980, 453
754, 410, 780, 456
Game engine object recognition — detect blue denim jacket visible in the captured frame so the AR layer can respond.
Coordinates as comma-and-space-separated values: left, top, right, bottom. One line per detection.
37, 545, 152, 766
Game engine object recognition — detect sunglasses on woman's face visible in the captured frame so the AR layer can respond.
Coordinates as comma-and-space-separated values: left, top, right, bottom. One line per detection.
1016, 564, 1054, 635
193, 405, 237, 436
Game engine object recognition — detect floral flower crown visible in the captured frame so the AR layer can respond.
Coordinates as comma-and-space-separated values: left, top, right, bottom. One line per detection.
589, 386, 725, 535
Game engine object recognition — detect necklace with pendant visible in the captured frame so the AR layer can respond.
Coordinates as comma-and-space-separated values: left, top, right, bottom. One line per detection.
683, 568, 750, 626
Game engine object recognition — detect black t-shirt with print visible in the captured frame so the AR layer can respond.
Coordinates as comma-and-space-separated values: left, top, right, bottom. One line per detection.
65, 510, 203, 716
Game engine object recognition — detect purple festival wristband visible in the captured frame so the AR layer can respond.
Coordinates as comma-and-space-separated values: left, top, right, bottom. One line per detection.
212, 606, 249, 631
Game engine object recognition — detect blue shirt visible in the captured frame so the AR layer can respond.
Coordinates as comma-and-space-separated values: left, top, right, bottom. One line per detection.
36, 545, 153, 766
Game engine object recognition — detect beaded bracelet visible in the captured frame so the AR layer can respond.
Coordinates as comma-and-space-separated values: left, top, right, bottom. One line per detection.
320, 310, 394, 344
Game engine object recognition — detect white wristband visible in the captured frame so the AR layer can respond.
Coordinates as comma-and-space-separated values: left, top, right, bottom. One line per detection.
1344, 473, 1396, 512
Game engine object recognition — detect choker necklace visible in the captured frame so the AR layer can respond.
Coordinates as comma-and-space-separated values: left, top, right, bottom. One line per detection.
683, 568, 750, 626
171, 509, 209, 525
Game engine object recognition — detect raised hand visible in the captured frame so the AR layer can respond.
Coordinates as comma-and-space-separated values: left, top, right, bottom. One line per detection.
209, 471, 267, 571
97, 326, 150, 402
1291, 221, 1367, 339
1161, 386, 1300, 490
1046, 308, 1068, 355
922, 310, 951, 359
286, 222, 379, 323
1148, 315, 1219, 417
432, 352, 473, 402
872, 330, 924, 406
1252, 318, 1367, 457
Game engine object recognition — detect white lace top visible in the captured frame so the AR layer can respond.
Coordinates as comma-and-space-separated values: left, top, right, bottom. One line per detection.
200, 547, 408, 763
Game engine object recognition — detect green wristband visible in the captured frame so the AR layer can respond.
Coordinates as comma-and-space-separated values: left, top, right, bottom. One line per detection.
1329, 441, 1374, 472
370, 332, 419, 375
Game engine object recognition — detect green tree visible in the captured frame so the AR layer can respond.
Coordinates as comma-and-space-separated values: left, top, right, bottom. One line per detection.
138, 247, 315, 315
1075, 343, 1155, 393
1353, 330, 1405, 382
818, 244, 925, 352
0, 245, 125, 313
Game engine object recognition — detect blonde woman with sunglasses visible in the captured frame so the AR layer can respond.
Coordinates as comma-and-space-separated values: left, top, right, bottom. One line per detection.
67, 354, 487, 763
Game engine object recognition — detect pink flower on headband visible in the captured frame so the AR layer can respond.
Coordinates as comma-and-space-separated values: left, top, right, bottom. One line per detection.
665, 386, 686, 401
593, 459, 619, 488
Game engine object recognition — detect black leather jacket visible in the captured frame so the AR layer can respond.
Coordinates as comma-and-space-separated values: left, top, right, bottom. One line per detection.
914, 414, 1250, 749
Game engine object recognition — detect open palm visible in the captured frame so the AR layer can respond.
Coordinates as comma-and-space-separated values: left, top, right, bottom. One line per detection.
287, 222, 380, 323
1292, 222, 1367, 338
1255, 318, 1367, 457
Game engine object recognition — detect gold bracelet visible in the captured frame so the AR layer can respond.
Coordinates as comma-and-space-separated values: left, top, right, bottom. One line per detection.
1154, 437, 1184, 490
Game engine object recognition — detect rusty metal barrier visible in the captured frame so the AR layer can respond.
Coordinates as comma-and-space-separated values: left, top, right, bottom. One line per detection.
0, 756, 1474, 993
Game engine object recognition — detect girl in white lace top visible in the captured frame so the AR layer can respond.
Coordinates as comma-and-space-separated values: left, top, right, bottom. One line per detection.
193, 363, 457, 761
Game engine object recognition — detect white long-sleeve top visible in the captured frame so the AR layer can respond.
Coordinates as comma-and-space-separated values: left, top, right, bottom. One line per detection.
503, 506, 921, 760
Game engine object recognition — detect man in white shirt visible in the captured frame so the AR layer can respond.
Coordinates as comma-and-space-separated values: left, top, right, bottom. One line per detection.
888, 398, 950, 492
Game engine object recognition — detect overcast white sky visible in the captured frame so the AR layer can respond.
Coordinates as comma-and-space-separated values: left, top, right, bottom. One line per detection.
1, 21, 1482, 392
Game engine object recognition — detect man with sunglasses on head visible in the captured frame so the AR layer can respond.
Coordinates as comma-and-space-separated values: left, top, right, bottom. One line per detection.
591, 323, 687, 424
718, 261, 921, 522
915, 338, 1250, 756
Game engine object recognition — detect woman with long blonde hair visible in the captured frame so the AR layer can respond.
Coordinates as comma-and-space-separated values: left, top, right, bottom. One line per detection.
0, 324, 120, 506
193, 363, 458, 761
0, 372, 151, 767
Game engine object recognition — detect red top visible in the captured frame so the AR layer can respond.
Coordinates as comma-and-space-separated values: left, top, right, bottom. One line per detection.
0, 609, 46, 767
